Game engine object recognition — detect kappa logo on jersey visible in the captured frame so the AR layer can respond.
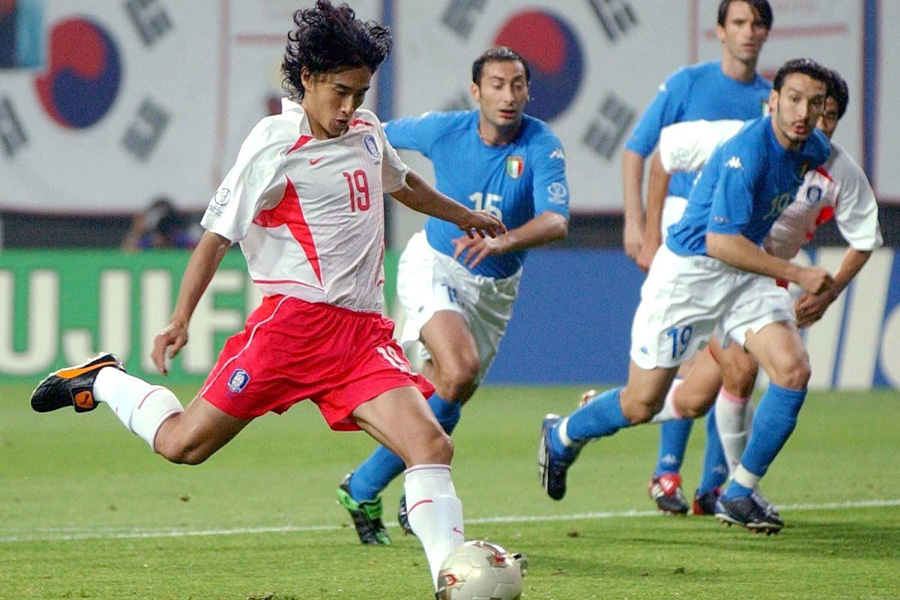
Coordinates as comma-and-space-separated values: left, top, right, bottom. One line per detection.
506, 156, 524, 179
227, 368, 251, 393
549, 148, 565, 160
726, 156, 743, 170
363, 134, 380, 159
547, 182, 568, 205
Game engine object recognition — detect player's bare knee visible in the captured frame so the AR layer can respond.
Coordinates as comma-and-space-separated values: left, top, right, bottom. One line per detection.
436, 359, 480, 401
620, 388, 662, 424
768, 356, 811, 390
417, 429, 454, 465
156, 436, 211, 466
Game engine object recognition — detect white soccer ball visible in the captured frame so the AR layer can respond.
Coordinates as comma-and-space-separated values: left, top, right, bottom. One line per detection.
435, 540, 524, 600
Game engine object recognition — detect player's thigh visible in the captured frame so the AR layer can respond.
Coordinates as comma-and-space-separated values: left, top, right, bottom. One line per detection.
676, 348, 724, 415
744, 321, 809, 389
420, 310, 480, 374
352, 385, 451, 466
156, 395, 252, 463
710, 336, 759, 396
620, 360, 680, 422
630, 247, 724, 370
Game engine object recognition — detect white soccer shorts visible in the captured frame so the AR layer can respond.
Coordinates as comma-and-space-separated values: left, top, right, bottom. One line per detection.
396, 231, 521, 383
630, 244, 795, 369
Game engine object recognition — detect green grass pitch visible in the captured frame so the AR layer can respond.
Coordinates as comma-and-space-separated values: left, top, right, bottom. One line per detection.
2, 384, 898, 599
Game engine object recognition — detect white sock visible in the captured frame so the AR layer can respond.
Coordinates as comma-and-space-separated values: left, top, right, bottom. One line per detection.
403, 464, 465, 589
714, 388, 752, 475
733, 464, 761, 489
93, 367, 183, 450
651, 378, 684, 424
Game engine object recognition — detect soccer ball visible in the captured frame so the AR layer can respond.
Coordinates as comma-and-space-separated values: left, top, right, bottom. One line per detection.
435, 540, 524, 600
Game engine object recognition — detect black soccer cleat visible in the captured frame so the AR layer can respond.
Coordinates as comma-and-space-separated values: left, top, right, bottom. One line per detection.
30, 353, 125, 413
715, 493, 784, 535
649, 474, 690, 515
336, 473, 391, 545
397, 494, 415, 536
538, 414, 579, 501
692, 487, 722, 516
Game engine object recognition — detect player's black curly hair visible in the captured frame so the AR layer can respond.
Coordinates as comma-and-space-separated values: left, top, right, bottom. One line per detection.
826, 68, 850, 120
282, 0, 392, 99
772, 58, 830, 92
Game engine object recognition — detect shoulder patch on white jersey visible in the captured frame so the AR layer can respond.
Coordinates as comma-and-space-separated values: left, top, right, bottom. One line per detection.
726, 156, 743, 170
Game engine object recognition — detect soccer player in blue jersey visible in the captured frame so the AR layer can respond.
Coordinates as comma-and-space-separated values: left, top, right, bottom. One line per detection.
337, 46, 570, 545
621, 0, 773, 515
540, 58, 833, 533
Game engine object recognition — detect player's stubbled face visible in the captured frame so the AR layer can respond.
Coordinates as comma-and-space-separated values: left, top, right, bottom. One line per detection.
771, 73, 827, 149
301, 66, 373, 139
473, 60, 529, 130
718, 1, 769, 64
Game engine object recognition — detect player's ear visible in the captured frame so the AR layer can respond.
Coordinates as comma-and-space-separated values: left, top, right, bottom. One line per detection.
470, 82, 481, 103
715, 23, 726, 44
768, 89, 778, 113
300, 67, 314, 91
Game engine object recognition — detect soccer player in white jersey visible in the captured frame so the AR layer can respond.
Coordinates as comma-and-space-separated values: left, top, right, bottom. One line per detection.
29, 1, 504, 591
643, 69, 882, 512
539, 59, 834, 534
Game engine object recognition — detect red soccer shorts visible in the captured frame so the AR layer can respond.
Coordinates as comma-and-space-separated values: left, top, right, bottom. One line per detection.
200, 295, 434, 430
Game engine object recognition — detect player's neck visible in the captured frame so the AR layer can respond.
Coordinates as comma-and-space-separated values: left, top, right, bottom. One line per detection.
720, 54, 758, 84
477, 118, 520, 147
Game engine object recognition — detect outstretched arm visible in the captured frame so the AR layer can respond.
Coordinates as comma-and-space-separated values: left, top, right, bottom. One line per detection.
453, 211, 568, 269
390, 171, 506, 237
706, 232, 834, 296
794, 248, 870, 328
151, 231, 231, 374
622, 149, 646, 263
636, 151, 671, 272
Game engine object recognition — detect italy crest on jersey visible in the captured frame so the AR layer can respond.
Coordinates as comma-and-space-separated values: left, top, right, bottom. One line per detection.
506, 156, 524, 179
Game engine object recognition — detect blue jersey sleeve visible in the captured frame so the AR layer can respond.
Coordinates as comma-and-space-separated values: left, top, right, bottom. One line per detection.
384, 112, 451, 157
625, 67, 693, 157
529, 133, 570, 219
707, 151, 756, 235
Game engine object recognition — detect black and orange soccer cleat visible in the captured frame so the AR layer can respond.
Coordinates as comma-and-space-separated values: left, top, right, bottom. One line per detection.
30, 353, 125, 413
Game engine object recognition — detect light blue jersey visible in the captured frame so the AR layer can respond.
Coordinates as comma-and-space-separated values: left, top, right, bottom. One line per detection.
667, 116, 831, 256
625, 61, 771, 199
385, 111, 569, 279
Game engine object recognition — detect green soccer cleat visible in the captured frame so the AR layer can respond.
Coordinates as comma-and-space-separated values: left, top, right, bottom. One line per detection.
30, 353, 125, 413
337, 473, 391, 545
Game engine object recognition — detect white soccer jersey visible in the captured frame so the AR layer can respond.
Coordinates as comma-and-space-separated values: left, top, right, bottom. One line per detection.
764, 142, 882, 258
658, 120, 882, 258
201, 99, 409, 313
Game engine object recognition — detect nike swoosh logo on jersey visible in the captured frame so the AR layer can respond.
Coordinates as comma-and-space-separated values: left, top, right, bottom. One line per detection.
309, 156, 324, 165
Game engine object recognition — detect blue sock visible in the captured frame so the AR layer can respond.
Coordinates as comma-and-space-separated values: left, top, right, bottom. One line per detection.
723, 383, 807, 499
697, 410, 728, 494
654, 419, 693, 477
350, 393, 461, 501
552, 387, 630, 455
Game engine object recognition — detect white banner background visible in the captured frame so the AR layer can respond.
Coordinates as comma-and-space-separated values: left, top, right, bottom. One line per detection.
0, 0, 886, 215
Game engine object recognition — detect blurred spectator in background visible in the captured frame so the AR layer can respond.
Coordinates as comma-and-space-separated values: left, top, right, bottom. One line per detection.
121, 196, 201, 251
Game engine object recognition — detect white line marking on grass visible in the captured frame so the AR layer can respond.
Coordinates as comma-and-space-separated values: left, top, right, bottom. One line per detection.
2, 498, 898, 544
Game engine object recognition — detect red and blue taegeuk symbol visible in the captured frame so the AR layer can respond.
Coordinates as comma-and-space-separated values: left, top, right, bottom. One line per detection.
494, 11, 584, 122
35, 18, 121, 129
